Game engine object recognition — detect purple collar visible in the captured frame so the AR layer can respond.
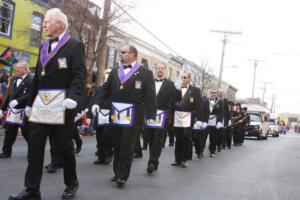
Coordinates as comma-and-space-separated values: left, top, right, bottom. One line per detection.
40, 33, 71, 67
118, 62, 141, 84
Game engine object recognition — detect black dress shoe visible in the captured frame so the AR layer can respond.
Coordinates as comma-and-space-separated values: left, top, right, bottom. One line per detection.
170, 161, 181, 166
111, 176, 118, 182
8, 189, 41, 200
180, 162, 187, 168
147, 163, 155, 174
93, 159, 106, 165
47, 164, 57, 173
197, 153, 203, 159
116, 177, 126, 188
133, 153, 143, 159
61, 182, 79, 199
0, 153, 11, 158
104, 157, 112, 165
168, 143, 174, 147
75, 145, 81, 154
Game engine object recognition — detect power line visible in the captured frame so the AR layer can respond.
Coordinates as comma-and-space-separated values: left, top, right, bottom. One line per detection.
111, 0, 181, 56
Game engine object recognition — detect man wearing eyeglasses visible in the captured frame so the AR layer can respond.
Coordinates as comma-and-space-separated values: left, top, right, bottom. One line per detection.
171, 71, 202, 168
92, 45, 156, 187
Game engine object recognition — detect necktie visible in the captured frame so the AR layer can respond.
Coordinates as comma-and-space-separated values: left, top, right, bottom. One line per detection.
124, 65, 132, 69
181, 86, 187, 88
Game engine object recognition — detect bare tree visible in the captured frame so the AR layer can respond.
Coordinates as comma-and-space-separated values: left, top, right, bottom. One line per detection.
199, 60, 216, 95
56, 0, 131, 86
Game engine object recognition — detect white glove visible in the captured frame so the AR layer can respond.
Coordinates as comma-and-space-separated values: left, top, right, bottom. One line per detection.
25, 106, 32, 117
202, 122, 208, 129
62, 98, 77, 109
91, 104, 100, 116
194, 121, 203, 129
84, 108, 89, 113
9, 100, 18, 108
216, 122, 223, 129
0, 109, 3, 118
146, 119, 156, 124
74, 113, 82, 122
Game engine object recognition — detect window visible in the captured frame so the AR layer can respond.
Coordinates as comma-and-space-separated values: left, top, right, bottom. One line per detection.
168, 67, 173, 79
176, 71, 179, 79
0, 0, 15, 38
30, 12, 43, 47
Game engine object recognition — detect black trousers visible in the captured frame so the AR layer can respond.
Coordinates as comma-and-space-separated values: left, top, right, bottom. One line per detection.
73, 125, 82, 148
192, 130, 202, 155
145, 127, 167, 169
223, 126, 233, 148
217, 128, 225, 149
48, 125, 82, 167
134, 126, 143, 156
25, 119, 77, 190
199, 129, 209, 154
95, 126, 113, 160
208, 127, 218, 154
174, 127, 192, 162
2, 122, 29, 155
233, 125, 243, 145
109, 124, 139, 180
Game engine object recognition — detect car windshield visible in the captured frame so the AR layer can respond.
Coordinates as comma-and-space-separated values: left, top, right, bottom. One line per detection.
249, 114, 261, 122
269, 121, 276, 125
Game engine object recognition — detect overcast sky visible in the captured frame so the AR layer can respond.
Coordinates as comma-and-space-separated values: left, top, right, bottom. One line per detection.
92, 0, 300, 114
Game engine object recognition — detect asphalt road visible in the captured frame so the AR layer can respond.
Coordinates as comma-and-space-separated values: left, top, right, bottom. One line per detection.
0, 131, 300, 200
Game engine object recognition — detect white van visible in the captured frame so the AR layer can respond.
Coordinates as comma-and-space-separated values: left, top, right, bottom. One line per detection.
268, 113, 279, 137
242, 104, 270, 140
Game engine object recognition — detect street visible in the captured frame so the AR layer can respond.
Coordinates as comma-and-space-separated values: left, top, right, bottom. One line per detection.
0, 131, 300, 200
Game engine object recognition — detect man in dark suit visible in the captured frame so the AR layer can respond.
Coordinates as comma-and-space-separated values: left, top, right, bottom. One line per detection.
193, 95, 209, 159
171, 71, 202, 168
207, 89, 224, 157
92, 81, 113, 165
216, 90, 226, 152
9, 8, 87, 200
92, 45, 156, 187
144, 62, 176, 173
0, 61, 33, 158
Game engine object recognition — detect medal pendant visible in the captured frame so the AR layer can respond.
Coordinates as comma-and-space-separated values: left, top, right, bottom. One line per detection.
41, 69, 45, 76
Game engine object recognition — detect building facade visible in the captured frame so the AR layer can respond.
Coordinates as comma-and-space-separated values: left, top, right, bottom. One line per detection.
0, 0, 54, 67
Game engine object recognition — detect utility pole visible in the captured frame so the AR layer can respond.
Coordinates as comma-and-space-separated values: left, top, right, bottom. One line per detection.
259, 81, 272, 102
248, 59, 265, 98
210, 30, 242, 88
96, 0, 111, 85
271, 94, 276, 113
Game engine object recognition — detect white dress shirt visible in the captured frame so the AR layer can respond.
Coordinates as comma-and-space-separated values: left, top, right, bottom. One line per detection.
155, 79, 164, 95
181, 84, 189, 97
16, 74, 27, 87
123, 61, 137, 75
50, 31, 66, 52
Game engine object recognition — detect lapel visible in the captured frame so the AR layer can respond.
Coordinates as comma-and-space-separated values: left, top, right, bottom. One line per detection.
157, 79, 167, 97
14, 75, 28, 94
181, 85, 191, 103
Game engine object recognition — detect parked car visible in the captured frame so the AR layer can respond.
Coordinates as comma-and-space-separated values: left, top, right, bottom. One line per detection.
268, 120, 279, 137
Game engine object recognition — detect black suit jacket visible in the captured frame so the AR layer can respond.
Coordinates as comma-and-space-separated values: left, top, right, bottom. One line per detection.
27, 38, 87, 107
173, 85, 202, 120
223, 98, 230, 126
96, 65, 157, 124
2, 74, 33, 110
209, 97, 224, 123
156, 79, 176, 111
201, 96, 210, 123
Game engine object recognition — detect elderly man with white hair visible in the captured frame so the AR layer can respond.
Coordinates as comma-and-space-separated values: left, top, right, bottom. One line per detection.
9, 8, 86, 200
0, 61, 33, 159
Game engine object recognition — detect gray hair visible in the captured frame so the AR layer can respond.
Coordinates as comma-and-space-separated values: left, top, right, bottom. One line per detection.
46, 8, 68, 31
16, 61, 29, 71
